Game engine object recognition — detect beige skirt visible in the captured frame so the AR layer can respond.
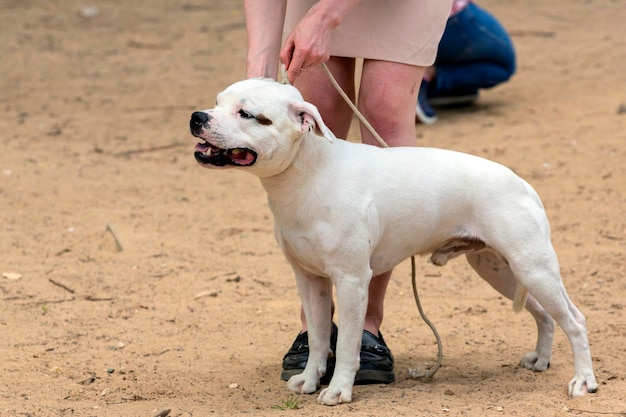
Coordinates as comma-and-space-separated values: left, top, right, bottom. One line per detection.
284, 0, 452, 67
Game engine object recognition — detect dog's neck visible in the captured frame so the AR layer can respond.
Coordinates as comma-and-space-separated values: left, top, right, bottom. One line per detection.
260, 130, 334, 208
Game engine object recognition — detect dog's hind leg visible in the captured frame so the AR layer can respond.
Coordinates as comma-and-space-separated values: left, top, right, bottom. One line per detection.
466, 250, 554, 371
468, 247, 598, 396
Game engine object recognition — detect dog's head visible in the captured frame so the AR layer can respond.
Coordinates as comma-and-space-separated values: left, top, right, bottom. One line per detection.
190, 78, 333, 177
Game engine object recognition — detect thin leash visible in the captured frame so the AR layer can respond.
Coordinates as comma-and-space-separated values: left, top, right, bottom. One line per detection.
319, 64, 389, 149
283, 63, 443, 379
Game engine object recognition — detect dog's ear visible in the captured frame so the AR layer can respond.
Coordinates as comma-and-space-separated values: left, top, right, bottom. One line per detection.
288, 101, 333, 143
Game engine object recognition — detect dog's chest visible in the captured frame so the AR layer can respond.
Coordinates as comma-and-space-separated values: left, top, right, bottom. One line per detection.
276, 225, 328, 276
272, 203, 378, 277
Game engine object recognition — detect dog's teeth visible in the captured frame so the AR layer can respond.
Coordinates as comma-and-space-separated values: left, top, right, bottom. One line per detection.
231, 149, 241, 155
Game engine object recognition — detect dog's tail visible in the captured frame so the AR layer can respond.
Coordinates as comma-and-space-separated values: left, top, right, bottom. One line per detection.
512, 284, 528, 313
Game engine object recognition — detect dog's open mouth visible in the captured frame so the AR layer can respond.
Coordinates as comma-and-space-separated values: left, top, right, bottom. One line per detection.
194, 141, 257, 167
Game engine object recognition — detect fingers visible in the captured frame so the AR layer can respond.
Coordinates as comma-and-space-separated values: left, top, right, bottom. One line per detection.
278, 6, 334, 84
280, 41, 305, 84
279, 37, 320, 84
279, 41, 295, 70
288, 66, 309, 84
284, 57, 313, 84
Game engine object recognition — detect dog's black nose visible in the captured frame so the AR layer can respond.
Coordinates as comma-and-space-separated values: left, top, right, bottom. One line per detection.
190, 111, 210, 134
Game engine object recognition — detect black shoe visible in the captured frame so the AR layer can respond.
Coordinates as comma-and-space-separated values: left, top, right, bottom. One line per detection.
355, 330, 395, 384
280, 323, 338, 383
280, 326, 395, 385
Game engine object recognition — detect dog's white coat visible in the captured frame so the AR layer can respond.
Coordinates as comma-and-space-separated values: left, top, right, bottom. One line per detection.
191, 78, 598, 405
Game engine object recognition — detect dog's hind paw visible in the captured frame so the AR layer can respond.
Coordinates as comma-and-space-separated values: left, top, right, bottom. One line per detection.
317, 384, 352, 406
568, 373, 598, 397
520, 351, 550, 372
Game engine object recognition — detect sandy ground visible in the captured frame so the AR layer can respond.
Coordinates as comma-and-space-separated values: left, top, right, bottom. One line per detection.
1, 1, 625, 416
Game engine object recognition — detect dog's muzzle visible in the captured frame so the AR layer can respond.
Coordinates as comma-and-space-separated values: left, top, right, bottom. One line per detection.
190, 111, 257, 167
190, 111, 210, 136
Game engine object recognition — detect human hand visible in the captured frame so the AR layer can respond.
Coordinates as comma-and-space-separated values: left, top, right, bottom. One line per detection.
279, 4, 335, 84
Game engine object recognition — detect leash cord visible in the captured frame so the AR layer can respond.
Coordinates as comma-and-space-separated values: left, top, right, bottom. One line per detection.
408, 255, 443, 379
320, 64, 389, 149
321, 62, 443, 379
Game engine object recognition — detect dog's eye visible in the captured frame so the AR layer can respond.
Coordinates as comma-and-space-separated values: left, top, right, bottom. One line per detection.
238, 109, 254, 119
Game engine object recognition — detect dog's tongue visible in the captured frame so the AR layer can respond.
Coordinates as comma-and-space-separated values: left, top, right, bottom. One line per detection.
195, 142, 212, 153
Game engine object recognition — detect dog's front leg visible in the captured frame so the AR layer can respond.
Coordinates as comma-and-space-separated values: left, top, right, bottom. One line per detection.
318, 274, 370, 405
287, 268, 333, 395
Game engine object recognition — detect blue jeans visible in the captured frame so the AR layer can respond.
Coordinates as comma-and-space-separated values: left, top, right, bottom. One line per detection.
427, 2, 516, 98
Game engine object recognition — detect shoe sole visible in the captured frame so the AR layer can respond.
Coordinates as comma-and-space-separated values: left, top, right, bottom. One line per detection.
415, 105, 438, 125
429, 93, 478, 107
354, 369, 395, 385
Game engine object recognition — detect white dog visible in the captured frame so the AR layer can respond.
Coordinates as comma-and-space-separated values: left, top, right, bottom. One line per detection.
189, 78, 598, 405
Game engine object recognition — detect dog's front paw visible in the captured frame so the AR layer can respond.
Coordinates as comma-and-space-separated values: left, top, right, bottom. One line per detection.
287, 373, 319, 395
317, 383, 352, 406
568, 372, 598, 397
520, 351, 550, 372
